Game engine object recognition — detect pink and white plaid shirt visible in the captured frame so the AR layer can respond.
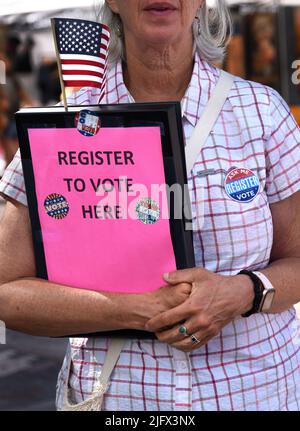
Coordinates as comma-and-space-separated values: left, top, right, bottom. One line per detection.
2, 53, 300, 411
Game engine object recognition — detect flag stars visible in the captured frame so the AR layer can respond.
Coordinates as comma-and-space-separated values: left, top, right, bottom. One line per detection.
56, 18, 108, 60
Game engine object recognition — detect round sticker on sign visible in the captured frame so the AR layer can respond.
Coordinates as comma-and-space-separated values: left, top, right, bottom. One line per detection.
75, 110, 101, 137
44, 193, 69, 219
224, 168, 260, 203
136, 198, 160, 225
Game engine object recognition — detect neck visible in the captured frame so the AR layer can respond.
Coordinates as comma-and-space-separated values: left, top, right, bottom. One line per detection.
123, 36, 194, 103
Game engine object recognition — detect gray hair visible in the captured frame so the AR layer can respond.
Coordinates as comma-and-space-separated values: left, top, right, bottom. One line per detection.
98, 1, 232, 66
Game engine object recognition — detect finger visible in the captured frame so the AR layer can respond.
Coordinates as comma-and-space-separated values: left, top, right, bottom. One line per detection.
145, 302, 190, 332
171, 332, 212, 353
154, 315, 209, 345
154, 317, 198, 344
163, 268, 206, 285
183, 320, 222, 351
158, 282, 192, 295
155, 324, 189, 344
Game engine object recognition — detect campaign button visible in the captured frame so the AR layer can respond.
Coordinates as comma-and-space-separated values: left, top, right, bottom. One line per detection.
224, 168, 260, 203
136, 198, 160, 225
44, 193, 69, 219
75, 109, 101, 137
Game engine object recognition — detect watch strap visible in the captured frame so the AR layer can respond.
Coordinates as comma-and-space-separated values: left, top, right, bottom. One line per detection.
252, 271, 274, 292
239, 270, 264, 317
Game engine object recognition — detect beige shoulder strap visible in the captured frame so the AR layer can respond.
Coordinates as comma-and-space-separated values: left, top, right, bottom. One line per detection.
185, 70, 235, 175
98, 338, 125, 385
61, 338, 125, 411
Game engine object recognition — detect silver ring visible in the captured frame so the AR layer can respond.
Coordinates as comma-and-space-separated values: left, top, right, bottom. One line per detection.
179, 325, 189, 336
190, 334, 201, 345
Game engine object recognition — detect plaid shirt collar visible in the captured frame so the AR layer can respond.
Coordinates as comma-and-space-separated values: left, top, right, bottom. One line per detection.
107, 52, 220, 127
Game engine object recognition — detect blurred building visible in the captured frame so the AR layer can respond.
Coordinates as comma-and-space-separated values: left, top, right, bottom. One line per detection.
0, 0, 299, 159
224, 2, 300, 124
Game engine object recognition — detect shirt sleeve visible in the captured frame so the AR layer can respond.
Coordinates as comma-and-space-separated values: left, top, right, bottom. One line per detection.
265, 88, 300, 204
0, 149, 28, 206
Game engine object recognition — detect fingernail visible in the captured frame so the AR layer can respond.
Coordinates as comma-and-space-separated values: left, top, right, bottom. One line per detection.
163, 273, 170, 281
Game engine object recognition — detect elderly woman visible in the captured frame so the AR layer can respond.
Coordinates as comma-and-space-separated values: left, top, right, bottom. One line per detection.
0, 0, 300, 411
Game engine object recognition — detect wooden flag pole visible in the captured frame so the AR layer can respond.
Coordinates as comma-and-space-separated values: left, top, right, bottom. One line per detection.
51, 19, 68, 112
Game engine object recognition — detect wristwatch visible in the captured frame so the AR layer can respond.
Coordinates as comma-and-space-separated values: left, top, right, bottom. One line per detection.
239, 270, 276, 317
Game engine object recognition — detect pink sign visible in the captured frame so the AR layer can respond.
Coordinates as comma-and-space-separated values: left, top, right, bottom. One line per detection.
28, 127, 177, 294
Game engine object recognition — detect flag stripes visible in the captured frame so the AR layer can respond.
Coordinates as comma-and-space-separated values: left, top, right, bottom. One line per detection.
52, 17, 110, 101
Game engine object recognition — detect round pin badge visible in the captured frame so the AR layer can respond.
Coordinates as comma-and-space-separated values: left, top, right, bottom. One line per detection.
136, 198, 160, 225
224, 168, 260, 203
44, 193, 69, 220
75, 110, 101, 137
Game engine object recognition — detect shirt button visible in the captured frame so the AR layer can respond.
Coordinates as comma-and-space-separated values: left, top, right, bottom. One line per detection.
178, 361, 187, 370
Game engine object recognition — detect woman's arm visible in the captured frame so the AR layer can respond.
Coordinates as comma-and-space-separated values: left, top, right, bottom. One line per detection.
258, 190, 300, 313
145, 191, 300, 352
0, 199, 191, 337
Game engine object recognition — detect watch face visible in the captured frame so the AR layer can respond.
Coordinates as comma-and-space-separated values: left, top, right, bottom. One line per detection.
261, 289, 276, 312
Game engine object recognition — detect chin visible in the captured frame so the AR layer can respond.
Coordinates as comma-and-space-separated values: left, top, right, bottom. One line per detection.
141, 26, 179, 47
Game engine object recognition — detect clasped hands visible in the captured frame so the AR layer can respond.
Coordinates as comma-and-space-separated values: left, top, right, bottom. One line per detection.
144, 268, 254, 352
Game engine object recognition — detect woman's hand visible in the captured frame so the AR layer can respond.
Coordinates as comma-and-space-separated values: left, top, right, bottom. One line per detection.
144, 268, 254, 352
126, 282, 192, 331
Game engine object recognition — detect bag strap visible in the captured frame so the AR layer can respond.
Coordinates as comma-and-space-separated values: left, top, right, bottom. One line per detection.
61, 338, 125, 411
98, 338, 126, 386
184, 70, 235, 175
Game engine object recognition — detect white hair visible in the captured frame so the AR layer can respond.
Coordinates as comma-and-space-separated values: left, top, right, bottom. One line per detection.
98, 1, 232, 66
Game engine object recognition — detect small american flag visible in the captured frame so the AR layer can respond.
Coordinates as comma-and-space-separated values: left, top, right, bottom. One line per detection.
52, 18, 110, 101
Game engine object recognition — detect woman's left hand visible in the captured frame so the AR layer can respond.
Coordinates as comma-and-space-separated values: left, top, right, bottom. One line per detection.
145, 268, 254, 352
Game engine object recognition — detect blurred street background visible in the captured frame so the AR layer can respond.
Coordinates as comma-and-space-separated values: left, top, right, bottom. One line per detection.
0, 329, 67, 410
0, 0, 300, 411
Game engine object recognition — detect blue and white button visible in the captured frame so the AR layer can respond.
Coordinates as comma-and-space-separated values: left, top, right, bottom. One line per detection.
224, 168, 260, 203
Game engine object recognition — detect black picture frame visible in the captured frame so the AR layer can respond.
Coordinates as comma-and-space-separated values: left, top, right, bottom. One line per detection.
16, 102, 195, 339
